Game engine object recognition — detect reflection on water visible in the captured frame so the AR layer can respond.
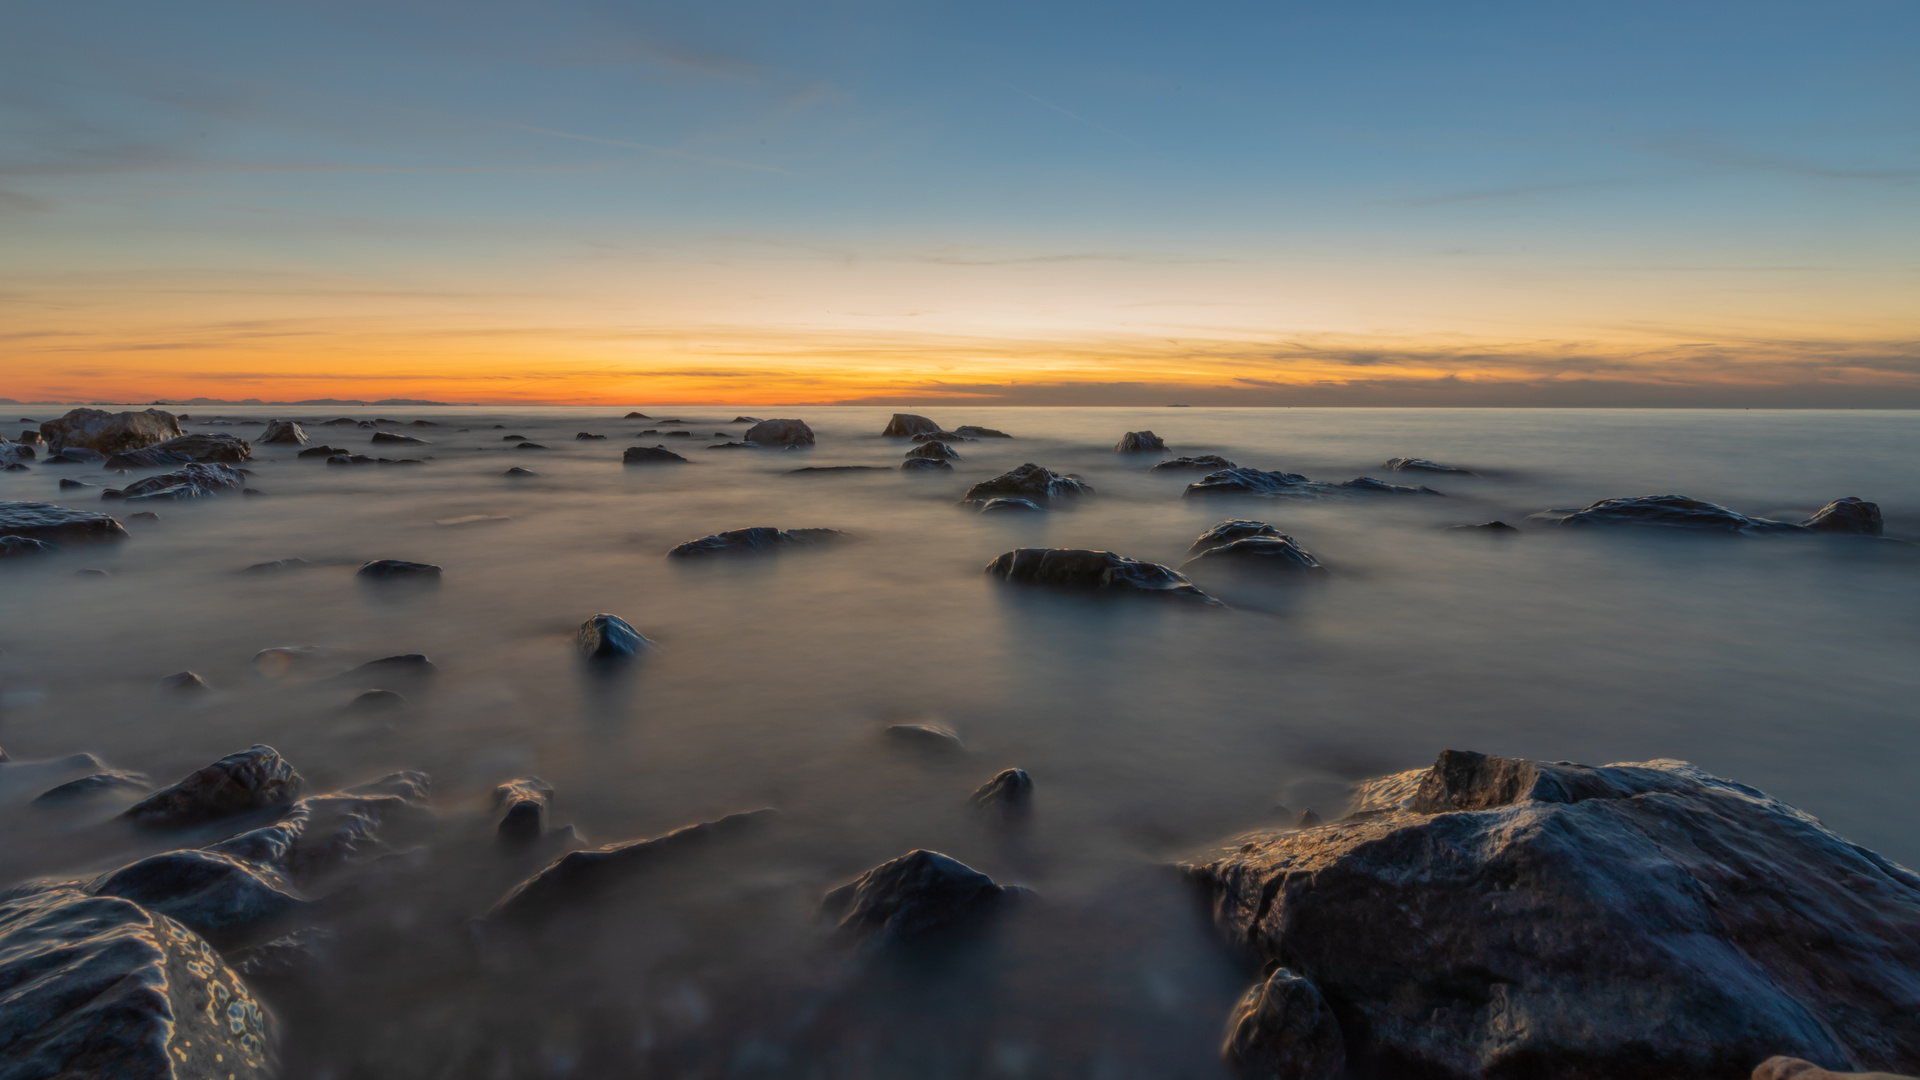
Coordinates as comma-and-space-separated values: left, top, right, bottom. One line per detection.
1, 407, 1915, 1077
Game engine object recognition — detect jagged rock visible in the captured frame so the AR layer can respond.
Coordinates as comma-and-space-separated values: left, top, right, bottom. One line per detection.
122, 744, 305, 828
977, 496, 1043, 512
744, 419, 815, 447
623, 445, 689, 464
1184, 467, 1331, 499
348, 689, 407, 713
125, 432, 252, 464
884, 724, 965, 754
504, 466, 538, 476
158, 671, 212, 694
577, 613, 651, 660
493, 777, 553, 846
0, 884, 276, 1078
357, 559, 441, 579
955, 425, 1012, 438
487, 809, 777, 924
575, 432, 605, 440
369, 431, 426, 445
1339, 476, 1443, 496
985, 548, 1220, 604
32, 771, 152, 806
961, 463, 1092, 504
1185, 750, 1920, 1079
258, 420, 308, 445
0, 536, 56, 558
1800, 497, 1883, 536
1222, 968, 1346, 1080
882, 414, 941, 438
1182, 535, 1326, 575
905, 441, 959, 460
1556, 494, 1806, 535
104, 462, 246, 502
1114, 430, 1167, 453
821, 849, 1028, 946
1452, 520, 1519, 532
1152, 454, 1238, 472
1188, 519, 1284, 554
39, 407, 181, 454
969, 768, 1032, 811
0, 501, 129, 544
667, 526, 845, 557
1383, 456, 1472, 474
901, 458, 952, 471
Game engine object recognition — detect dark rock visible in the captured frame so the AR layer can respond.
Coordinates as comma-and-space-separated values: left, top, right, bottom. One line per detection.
503, 466, 538, 476
357, 559, 441, 579
0, 463, 25, 473
56, 478, 91, 490
905, 440, 959, 460
1185, 467, 1330, 499
667, 526, 845, 557
1383, 456, 1472, 474
961, 463, 1093, 504
1188, 519, 1284, 554
821, 849, 1027, 946
955, 425, 1012, 438
901, 458, 952, 471
320, 417, 359, 426
344, 654, 436, 681
251, 645, 330, 676
503, 434, 526, 441
487, 808, 777, 924
882, 414, 941, 438
731, 416, 761, 423
712, 432, 727, 437
122, 744, 305, 828
884, 723, 965, 754
39, 407, 182, 454
977, 496, 1043, 512
128, 511, 160, 523
985, 548, 1220, 604
745, 418, 816, 447
0, 501, 129, 544
1557, 494, 1805, 535
15, 430, 43, 445
663, 431, 691, 437
0, 536, 55, 558
787, 465, 888, 473
911, 430, 973, 443
32, 770, 152, 805
493, 777, 553, 846
298, 443, 346, 459
637, 429, 659, 435
0, 884, 276, 1078
1339, 476, 1443, 496
1151, 454, 1238, 472
39, 453, 84, 465
107, 462, 246, 502
577, 613, 651, 661
623, 445, 689, 464
707, 441, 755, 449
231, 927, 337, 980
370, 431, 426, 445
574, 432, 606, 440
1452, 520, 1519, 532
348, 689, 408, 713
624, 411, 650, 419
101, 447, 196, 470
245, 557, 311, 572
514, 442, 549, 450
969, 768, 1032, 811
258, 420, 308, 445
1185, 750, 1920, 1079
87, 849, 310, 947
0, 442, 34, 464
1115, 430, 1167, 453
158, 671, 212, 694
1295, 808, 1323, 827
141, 432, 253, 463
325, 454, 371, 466
1182, 535, 1326, 575
1800, 497, 1883, 536
1221, 968, 1345, 1080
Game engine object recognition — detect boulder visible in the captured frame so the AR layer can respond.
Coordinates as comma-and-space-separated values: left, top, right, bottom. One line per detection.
955, 425, 1012, 438
901, 458, 952, 471
1800, 497, 1883, 536
157, 671, 212, 694
1151, 454, 1238, 472
487, 808, 777, 924
667, 526, 845, 557
882, 413, 941, 438
1383, 456, 1472, 474
258, 420, 309, 445
577, 613, 652, 661
1185, 750, 1920, 1079
623, 445, 689, 464
1184, 467, 1332, 499
1114, 430, 1167, 453
32, 771, 152, 806
369, 432, 426, 445
1222, 968, 1346, 1080
1188, 519, 1284, 554
968, 768, 1032, 812
139, 432, 253, 463
961, 463, 1093, 504
977, 496, 1044, 512
1339, 476, 1443, 496
0, 501, 129, 544
985, 548, 1220, 604
1182, 535, 1326, 575
820, 850, 1028, 946
744, 418, 816, 447
0, 885, 276, 1078
103, 462, 246, 502
86, 850, 310, 948
56, 478, 90, 490
357, 559, 441, 579
122, 744, 305, 828
493, 777, 553, 846
1556, 494, 1805, 535
39, 407, 181, 454
905, 440, 959, 460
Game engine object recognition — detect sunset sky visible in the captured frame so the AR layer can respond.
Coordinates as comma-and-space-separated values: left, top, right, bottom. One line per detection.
3, 0, 1915, 405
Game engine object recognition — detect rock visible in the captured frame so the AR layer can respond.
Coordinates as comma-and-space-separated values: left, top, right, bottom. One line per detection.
707, 441, 755, 449
503, 434, 526, 441
961, 463, 1093, 504
127, 511, 160, 524
39, 407, 182, 454
1182, 535, 1326, 575
487, 808, 777, 924
0, 884, 276, 1078
1221, 968, 1346, 1080
0, 501, 130, 544
623, 445, 689, 464
503, 466, 538, 476
905, 440, 960, 460
637, 429, 659, 435
1114, 430, 1167, 453
297, 445, 345, 457
1339, 476, 1443, 496
1185, 467, 1332, 498
319, 417, 358, 426
910, 430, 972, 443
1188, 519, 1285, 554
731, 416, 762, 423
884, 723, 965, 754
1185, 750, 1920, 1079
1295, 808, 1323, 827
132, 432, 253, 464
1383, 456, 1472, 474
0, 463, 27, 473
667, 526, 846, 557
577, 613, 651, 661
493, 777, 553, 846
1753, 1058, 1918, 1080
87, 850, 310, 948
15, 431, 43, 445
744, 418, 816, 447
32, 770, 152, 805
258, 420, 308, 445
977, 496, 1044, 512
406, 419, 437, 426
0, 536, 56, 558
985, 548, 1220, 604
575, 432, 606, 440
625, 411, 650, 419
158, 671, 213, 694
969, 768, 1032, 812
370, 431, 426, 445
712, 432, 728, 437
955, 425, 1012, 438
56, 478, 91, 490
1800, 497, 1883, 536
357, 559, 442, 579
0, 442, 33, 465
820, 850, 1027, 946
663, 431, 690, 438
514, 442, 549, 450
901, 458, 952, 471
245, 557, 311, 572
230, 927, 338, 980
344, 655, 436, 681
1151, 454, 1238, 472
882, 413, 941, 438
787, 465, 889, 473
1453, 520, 1519, 531
1556, 494, 1805, 535
122, 744, 305, 828
348, 689, 408, 713
104, 462, 246, 501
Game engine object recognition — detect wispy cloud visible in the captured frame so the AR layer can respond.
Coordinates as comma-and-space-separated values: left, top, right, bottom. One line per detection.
510, 123, 791, 174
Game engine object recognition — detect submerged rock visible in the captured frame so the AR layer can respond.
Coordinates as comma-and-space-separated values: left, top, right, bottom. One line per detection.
574, 432, 606, 440
245, 557, 311, 573
348, 689, 408, 713
1152, 454, 1238, 472
788, 465, 889, 474
745, 418, 816, 447
344, 654, 437, 681
0, 501, 129, 544
369, 431, 427, 445
884, 723, 965, 754
962, 463, 1093, 504
258, 420, 309, 445
137, 432, 253, 464
577, 613, 652, 660
122, 744, 305, 828
1184, 467, 1330, 499
1114, 430, 1167, 453
1338, 476, 1443, 496
969, 768, 1033, 812
39, 407, 182, 454
487, 808, 777, 924
882, 413, 941, 438
0, 536, 56, 558
104, 462, 246, 501
623, 445, 689, 464
1188, 519, 1284, 554
297, 444, 345, 458
33, 770, 152, 806
1383, 456, 1472, 474
157, 671, 213, 694
985, 548, 1220, 604
357, 559, 442, 579
955, 425, 1012, 438
503, 466, 538, 477
1222, 968, 1346, 1080
1556, 494, 1806, 535
1800, 497, 1883, 536
977, 496, 1044, 512
1452, 520, 1519, 532
1185, 750, 1920, 1079
667, 526, 845, 557
905, 440, 959, 460
1182, 535, 1326, 575
514, 442, 549, 450
901, 458, 952, 471
493, 777, 553, 847
820, 849, 1028, 946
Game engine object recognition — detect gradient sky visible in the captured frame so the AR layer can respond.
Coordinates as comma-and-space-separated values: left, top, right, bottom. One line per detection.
3, 0, 1916, 405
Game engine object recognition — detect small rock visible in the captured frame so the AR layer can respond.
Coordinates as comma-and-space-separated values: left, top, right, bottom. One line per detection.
1222, 968, 1346, 1080
744, 418, 816, 447
121, 744, 305, 827
624, 411, 650, 419
348, 689, 408, 713
901, 458, 952, 471
910, 430, 973, 443
969, 768, 1032, 812
985, 548, 1220, 604
158, 671, 212, 694
32, 770, 153, 806
357, 559, 442, 579
961, 463, 1093, 504
252, 645, 330, 676
369, 432, 426, 445
1383, 456, 1472, 474
623, 445, 689, 464
820, 849, 1028, 946
1151, 454, 1238, 472
245, 557, 311, 572
493, 776, 553, 846
73, 567, 111, 578
731, 416, 761, 423
1184, 467, 1328, 499
15, 431, 43, 445
514, 442, 549, 450
575, 432, 606, 440
1188, 519, 1284, 554
258, 420, 309, 445
487, 808, 777, 924
667, 526, 845, 557
503, 466, 538, 476
127, 511, 160, 523
905, 441, 960, 460
1339, 476, 1443, 496
884, 723, 965, 754
344, 654, 436, 681
577, 613, 652, 660
57, 478, 91, 489
977, 496, 1044, 512
0, 501, 130, 544
1114, 430, 1167, 453
1296, 808, 1322, 827
297, 445, 345, 458
1452, 520, 1519, 532
1799, 497, 1883, 536
955, 425, 1012, 438
1182, 535, 1326, 575
787, 465, 888, 473
882, 414, 941, 438
503, 434, 526, 441
0, 536, 56, 557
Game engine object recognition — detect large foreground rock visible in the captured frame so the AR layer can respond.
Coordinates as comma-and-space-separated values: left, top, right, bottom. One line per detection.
985, 548, 1220, 604
1185, 750, 1920, 1079
882, 414, 941, 438
961, 463, 1092, 504
123, 744, 306, 828
744, 419, 815, 447
0, 502, 129, 545
39, 408, 181, 454
0, 884, 276, 1078
1556, 494, 1807, 535
667, 526, 845, 557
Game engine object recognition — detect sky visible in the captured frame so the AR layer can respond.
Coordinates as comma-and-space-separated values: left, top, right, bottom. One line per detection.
2, 0, 1916, 406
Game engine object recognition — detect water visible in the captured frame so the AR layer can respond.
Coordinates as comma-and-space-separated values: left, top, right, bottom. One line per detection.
1, 406, 1915, 1077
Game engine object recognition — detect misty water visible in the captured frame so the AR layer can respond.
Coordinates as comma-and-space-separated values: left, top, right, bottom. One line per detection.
1, 406, 1915, 1078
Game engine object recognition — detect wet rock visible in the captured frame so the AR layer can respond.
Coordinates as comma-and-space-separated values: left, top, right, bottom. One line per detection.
514, 442, 549, 450
1114, 430, 1167, 453
487, 808, 777, 924
731, 416, 762, 423
787, 465, 888, 473
14, 431, 42, 446
969, 768, 1032, 812
357, 558, 442, 579
56, 478, 91, 490
0, 884, 276, 1078
258, 420, 309, 445
1184, 467, 1330, 499
0, 501, 129, 544
575, 432, 606, 440
1221, 968, 1345, 1080
905, 440, 960, 460
1338, 476, 1442, 495
105, 462, 246, 501
1800, 497, 1883, 536
0, 536, 55, 558
348, 689, 408, 713
1753, 1058, 1918, 1080
821, 849, 1028, 946
503, 434, 526, 441
1182, 535, 1326, 575
1185, 750, 1920, 1079
493, 777, 553, 846
707, 441, 755, 449
667, 526, 846, 557
370, 431, 427, 445
884, 723, 965, 754
985, 548, 1220, 604
977, 496, 1043, 512
126, 432, 253, 464
1452, 520, 1519, 532
910, 430, 973, 443
158, 671, 213, 694
745, 418, 816, 447
503, 466, 538, 476
231, 927, 338, 980
39, 407, 182, 454
296, 445, 342, 458
0, 443, 33, 466
88, 850, 311, 947
33, 770, 152, 805
577, 613, 651, 661
1152, 454, 1238, 472
1188, 519, 1284, 554
882, 413, 941, 438
1556, 494, 1805, 535
623, 445, 689, 464
901, 458, 952, 471
1383, 456, 1471, 474
122, 744, 305, 828
961, 463, 1093, 504
955, 425, 1012, 438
